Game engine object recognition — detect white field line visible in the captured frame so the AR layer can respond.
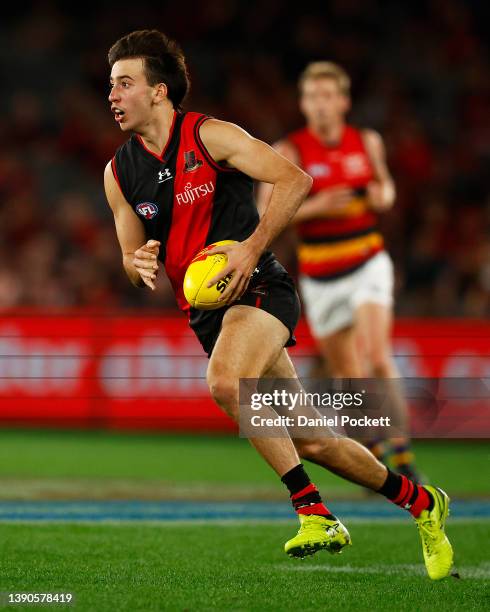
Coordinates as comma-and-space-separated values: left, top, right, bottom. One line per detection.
281, 562, 490, 580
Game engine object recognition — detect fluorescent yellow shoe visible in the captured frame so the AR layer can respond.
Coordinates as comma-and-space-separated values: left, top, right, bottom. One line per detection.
415, 486, 454, 580
285, 514, 351, 558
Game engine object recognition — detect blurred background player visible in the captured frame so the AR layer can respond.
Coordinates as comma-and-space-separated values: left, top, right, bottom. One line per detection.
258, 62, 422, 482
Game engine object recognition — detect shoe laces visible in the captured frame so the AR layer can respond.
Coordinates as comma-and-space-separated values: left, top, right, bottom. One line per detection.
299, 515, 326, 533
417, 518, 438, 555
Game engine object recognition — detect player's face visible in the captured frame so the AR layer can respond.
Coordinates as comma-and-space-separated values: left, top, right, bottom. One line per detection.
300, 77, 350, 129
108, 58, 155, 132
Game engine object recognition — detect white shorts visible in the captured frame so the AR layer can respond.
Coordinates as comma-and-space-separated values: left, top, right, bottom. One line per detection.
299, 251, 394, 338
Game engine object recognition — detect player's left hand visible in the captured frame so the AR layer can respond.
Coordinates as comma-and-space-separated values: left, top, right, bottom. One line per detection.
366, 181, 391, 212
205, 240, 260, 304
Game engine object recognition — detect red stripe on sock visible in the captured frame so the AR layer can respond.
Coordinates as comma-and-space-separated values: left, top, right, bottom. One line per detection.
409, 486, 431, 518
401, 479, 415, 507
296, 502, 330, 516
291, 483, 317, 501
393, 475, 410, 505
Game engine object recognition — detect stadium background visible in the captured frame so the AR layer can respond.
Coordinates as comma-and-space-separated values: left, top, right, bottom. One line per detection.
0, 1, 488, 610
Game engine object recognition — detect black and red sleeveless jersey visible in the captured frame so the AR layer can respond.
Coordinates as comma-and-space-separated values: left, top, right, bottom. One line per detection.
111, 111, 272, 317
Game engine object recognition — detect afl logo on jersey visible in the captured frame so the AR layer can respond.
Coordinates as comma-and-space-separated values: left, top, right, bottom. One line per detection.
136, 202, 159, 220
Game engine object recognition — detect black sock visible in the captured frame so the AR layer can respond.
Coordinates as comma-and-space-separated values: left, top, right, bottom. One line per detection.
281, 464, 311, 497
377, 468, 403, 499
281, 464, 334, 518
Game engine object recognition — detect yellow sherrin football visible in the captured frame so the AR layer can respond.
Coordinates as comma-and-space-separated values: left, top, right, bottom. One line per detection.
183, 240, 237, 310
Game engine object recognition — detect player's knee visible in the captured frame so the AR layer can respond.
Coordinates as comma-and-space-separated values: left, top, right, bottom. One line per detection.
207, 374, 239, 420
296, 438, 337, 463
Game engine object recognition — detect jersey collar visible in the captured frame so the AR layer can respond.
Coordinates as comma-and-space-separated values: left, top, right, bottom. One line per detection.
307, 123, 346, 149
136, 110, 178, 162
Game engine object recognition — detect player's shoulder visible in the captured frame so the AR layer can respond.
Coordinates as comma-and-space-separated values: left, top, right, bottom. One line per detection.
355, 126, 385, 157
103, 155, 129, 209
197, 116, 255, 156
348, 124, 384, 147
342, 124, 384, 154
186, 113, 250, 170
106, 136, 139, 199
197, 116, 248, 136
359, 126, 383, 141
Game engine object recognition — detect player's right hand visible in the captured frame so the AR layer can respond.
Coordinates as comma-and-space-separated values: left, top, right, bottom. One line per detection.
133, 240, 161, 290
313, 186, 355, 214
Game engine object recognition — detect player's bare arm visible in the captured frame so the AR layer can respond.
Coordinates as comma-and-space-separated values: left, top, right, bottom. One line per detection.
201, 119, 312, 303
361, 129, 395, 212
104, 162, 161, 290
256, 139, 354, 224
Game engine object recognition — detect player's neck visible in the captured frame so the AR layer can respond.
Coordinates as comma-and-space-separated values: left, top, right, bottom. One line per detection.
138, 106, 176, 156
310, 121, 345, 146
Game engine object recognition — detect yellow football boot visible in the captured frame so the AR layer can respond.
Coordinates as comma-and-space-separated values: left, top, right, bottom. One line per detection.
414, 486, 454, 580
285, 514, 351, 558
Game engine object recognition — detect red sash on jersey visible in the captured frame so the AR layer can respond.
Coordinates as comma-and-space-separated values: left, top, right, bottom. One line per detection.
164, 113, 218, 312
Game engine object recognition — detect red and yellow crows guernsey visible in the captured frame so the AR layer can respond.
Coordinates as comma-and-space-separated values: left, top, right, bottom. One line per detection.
111, 111, 270, 321
288, 124, 384, 279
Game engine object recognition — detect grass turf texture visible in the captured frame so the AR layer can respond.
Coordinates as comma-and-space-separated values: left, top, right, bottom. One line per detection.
0, 430, 487, 499
0, 521, 488, 611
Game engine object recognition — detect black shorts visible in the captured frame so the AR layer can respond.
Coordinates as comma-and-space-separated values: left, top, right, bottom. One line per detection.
189, 251, 301, 357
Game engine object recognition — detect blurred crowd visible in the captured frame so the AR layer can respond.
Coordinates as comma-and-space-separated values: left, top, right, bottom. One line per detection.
0, 0, 488, 316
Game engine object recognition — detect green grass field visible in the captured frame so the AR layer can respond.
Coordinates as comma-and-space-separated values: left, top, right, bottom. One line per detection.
0, 522, 488, 611
0, 429, 488, 610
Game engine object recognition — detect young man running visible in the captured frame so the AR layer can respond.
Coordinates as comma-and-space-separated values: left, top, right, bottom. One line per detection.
104, 30, 453, 579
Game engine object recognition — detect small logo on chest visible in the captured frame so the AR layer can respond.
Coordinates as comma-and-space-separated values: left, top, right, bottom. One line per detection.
343, 153, 368, 177
136, 202, 159, 220
184, 150, 203, 173
158, 168, 172, 183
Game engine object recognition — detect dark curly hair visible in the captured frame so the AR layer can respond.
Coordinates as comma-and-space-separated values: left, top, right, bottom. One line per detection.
108, 30, 190, 111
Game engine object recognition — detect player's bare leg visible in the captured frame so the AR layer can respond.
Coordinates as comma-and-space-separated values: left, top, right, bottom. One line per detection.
263, 349, 387, 490
207, 305, 351, 557
356, 302, 422, 481
207, 305, 301, 476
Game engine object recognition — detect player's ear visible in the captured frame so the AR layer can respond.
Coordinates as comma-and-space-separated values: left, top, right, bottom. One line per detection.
153, 82, 168, 103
